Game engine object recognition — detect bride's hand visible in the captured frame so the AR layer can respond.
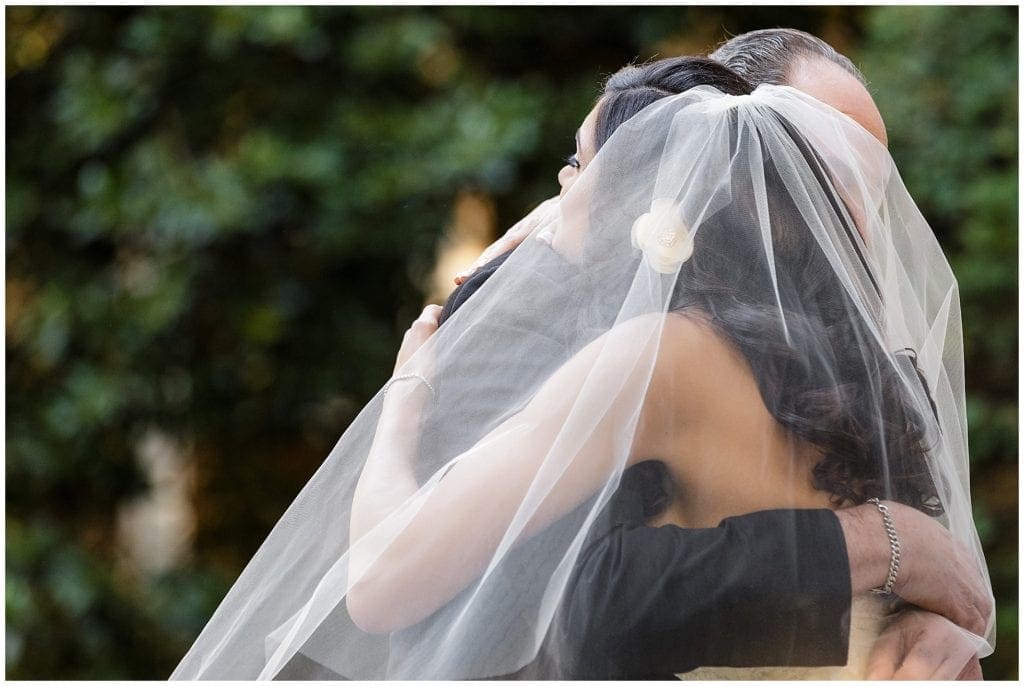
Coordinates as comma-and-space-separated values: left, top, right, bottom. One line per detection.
866, 609, 983, 680
838, 502, 993, 638
453, 196, 560, 285
393, 304, 443, 375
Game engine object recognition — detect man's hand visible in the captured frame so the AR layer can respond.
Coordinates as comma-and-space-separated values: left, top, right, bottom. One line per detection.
893, 504, 993, 639
454, 196, 560, 285
866, 609, 985, 680
837, 501, 993, 637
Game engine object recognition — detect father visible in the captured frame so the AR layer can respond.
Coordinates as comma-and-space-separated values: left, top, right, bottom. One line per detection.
447, 28, 991, 680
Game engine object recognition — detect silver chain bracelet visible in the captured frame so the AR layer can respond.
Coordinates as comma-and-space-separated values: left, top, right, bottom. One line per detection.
382, 373, 435, 399
867, 497, 901, 595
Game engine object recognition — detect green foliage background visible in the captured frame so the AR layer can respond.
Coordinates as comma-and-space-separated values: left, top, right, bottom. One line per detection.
6, 6, 1017, 679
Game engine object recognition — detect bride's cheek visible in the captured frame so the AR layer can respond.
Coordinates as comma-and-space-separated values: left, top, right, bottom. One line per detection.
550, 207, 592, 259
550, 180, 596, 258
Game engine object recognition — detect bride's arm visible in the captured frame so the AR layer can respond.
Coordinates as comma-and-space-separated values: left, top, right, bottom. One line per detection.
346, 311, 696, 634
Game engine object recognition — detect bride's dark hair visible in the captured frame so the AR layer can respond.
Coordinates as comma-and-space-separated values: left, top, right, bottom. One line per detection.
595, 56, 753, 147
664, 109, 941, 514
591, 57, 939, 513
442, 56, 940, 514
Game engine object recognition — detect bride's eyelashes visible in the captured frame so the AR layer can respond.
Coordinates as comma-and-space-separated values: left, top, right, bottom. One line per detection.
564, 153, 581, 169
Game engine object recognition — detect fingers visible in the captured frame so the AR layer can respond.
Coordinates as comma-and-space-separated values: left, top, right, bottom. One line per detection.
865, 626, 904, 680
892, 505, 991, 637
875, 610, 982, 681
454, 197, 560, 285
956, 657, 982, 680
395, 304, 443, 374
925, 651, 980, 681
891, 640, 941, 679
945, 547, 991, 637
412, 304, 443, 328
893, 638, 975, 680
454, 225, 531, 285
406, 305, 442, 343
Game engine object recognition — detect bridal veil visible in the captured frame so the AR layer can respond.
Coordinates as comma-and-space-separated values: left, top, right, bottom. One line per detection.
171, 85, 995, 679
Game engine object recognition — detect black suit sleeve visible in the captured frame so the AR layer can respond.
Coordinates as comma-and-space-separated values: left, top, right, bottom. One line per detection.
545, 508, 852, 680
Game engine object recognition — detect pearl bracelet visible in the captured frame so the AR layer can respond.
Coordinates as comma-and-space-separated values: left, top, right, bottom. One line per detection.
867, 497, 902, 595
382, 373, 435, 399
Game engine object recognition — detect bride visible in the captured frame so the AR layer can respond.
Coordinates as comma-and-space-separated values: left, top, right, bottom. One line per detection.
172, 59, 993, 680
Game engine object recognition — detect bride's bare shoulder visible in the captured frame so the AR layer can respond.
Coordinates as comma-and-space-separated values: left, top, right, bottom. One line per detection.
657, 309, 748, 386
616, 309, 742, 393
566, 310, 752, 425
627, 310, 752, 461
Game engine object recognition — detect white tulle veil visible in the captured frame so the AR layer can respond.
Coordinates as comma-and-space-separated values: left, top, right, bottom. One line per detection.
171, 84, 994, 680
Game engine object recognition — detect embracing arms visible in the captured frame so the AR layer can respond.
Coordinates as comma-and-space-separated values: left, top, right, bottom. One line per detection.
346, 299, 991, 654
347, 310, 681, 633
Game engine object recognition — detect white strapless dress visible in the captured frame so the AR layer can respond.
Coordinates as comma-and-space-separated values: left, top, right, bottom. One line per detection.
675, 595, 890, 680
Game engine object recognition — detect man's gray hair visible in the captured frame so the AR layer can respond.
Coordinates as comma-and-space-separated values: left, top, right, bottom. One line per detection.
710, 28, 866, 87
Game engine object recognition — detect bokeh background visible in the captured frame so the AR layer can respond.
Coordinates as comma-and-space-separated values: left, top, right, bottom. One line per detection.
5, 5, 1018, 679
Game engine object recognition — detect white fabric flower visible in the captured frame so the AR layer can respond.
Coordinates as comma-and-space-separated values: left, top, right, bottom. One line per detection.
630, 197, 694, 274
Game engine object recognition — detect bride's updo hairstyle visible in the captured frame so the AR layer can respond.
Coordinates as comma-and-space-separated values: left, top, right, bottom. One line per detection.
594, 57, 753, 149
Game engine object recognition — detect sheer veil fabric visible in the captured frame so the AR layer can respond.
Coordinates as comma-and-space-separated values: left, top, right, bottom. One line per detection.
172, 85, 995, 680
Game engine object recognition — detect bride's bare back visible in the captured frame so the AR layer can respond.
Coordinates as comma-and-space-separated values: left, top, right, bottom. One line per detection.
637, 312, 888, 680
641, 311, 835, 529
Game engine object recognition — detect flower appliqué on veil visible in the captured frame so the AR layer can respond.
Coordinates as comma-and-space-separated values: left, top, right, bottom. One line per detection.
630, 198, 694, 274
